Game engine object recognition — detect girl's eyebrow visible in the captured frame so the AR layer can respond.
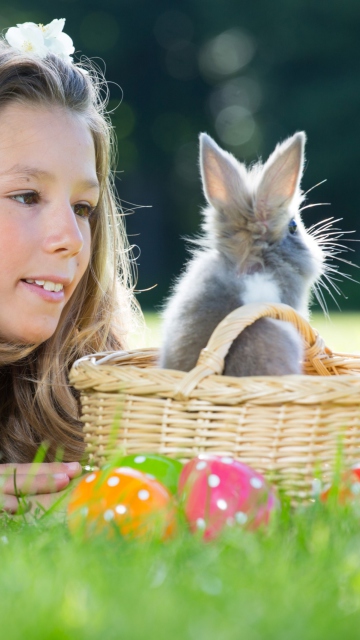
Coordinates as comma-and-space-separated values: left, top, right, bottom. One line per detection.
0, 163, 100, 190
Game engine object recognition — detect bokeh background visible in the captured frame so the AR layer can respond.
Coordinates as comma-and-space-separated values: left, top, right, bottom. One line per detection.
1, 1, 360, 312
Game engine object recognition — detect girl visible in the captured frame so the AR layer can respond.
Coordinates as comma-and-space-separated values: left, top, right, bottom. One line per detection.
0, 19, 140, 512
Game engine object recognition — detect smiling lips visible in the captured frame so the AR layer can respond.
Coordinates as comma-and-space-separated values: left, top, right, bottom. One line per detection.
24, 279, 64, 292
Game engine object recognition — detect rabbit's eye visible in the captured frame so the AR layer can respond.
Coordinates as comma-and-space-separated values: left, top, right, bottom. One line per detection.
288, 219, 297, 235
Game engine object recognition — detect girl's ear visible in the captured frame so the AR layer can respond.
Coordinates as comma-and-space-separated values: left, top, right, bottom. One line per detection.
199, 133, 247, 209
256, 132, 306, 213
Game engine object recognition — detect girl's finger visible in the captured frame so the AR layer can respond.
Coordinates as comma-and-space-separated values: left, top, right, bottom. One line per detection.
0, 461, 81, 478
29, 490, 70, 514
0, 472, 70, 496
0, 489, 69, 514
0, 494, 22, 513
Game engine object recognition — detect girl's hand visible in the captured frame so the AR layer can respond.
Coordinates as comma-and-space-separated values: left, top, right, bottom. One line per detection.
0, 462, 82, 513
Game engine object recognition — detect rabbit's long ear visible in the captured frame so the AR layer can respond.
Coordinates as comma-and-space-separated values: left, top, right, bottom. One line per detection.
257, 132, 305, 214
200, 133, 247, 209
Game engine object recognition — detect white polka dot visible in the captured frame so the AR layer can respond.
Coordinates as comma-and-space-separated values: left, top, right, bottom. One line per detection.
107, 476, 120, 487
235, 511, 248, 525
138, 489, 150, 501
104, 509, 114, 521
196, 518, 206, 529
351, 482, 360, 495
115, 504, 127, 515
85, 473, 96, 483
208, 474, 220, 488
146, 473, 155, 480
217, 499, 227, 510
196, 461, 207, 471
80, 506, 89, 517
250, 477, 263, 489
134, 456, 146, 464
115, 467, 136, 476
221, 457, 233, 465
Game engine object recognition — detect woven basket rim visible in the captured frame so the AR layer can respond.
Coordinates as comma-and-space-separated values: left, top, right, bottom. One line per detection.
70, 355, 360, 408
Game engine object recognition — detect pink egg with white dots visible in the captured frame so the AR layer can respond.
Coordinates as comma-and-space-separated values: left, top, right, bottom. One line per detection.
179, 455, 277, 540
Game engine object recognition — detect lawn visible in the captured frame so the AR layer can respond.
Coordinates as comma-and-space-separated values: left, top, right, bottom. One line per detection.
3, 502, 360, 639
2, 311, 360, 639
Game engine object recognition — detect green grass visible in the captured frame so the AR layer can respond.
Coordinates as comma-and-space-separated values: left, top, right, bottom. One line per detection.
2, 311, 360, 639
3, 501, 360, 638
310, 312, 360, 353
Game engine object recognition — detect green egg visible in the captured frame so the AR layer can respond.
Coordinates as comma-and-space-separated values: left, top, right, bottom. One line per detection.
117, 453, 183, 495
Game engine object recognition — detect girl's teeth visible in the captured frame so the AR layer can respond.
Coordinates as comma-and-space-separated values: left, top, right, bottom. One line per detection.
24, 279, 63, 292
43, 281, 60, 292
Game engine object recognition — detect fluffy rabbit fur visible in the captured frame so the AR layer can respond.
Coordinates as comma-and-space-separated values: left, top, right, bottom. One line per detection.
159, 132, 324, 376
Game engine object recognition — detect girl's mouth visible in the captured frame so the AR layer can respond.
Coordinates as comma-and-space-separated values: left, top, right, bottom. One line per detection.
20, 279, 65, 301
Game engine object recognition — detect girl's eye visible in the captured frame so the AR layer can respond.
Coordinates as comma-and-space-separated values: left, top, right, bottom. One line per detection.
73, 203, 96, 219
288, 218, 297, 235
11, 192, 39, 205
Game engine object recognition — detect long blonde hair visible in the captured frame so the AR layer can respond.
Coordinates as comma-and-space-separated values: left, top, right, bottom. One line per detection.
0, 43, 140, 463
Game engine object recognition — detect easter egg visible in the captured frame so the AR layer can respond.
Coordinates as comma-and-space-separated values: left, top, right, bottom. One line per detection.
116, 453, 183, 495
179, 455, 277, 540
67, 467, 177, 540
320, 464, 360, 504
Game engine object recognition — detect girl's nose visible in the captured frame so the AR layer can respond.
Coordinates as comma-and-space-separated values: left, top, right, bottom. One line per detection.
42, 203, 85, 256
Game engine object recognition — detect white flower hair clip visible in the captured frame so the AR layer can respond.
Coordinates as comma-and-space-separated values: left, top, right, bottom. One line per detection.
5, 18, 75, 62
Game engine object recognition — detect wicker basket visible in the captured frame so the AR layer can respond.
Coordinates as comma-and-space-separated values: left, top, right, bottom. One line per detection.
69, 302, 360, 501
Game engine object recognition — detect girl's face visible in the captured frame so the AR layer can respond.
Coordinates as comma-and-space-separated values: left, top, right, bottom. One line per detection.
0, 102, 98, 344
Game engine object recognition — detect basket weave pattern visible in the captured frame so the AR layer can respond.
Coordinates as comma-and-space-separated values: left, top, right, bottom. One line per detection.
70, 303, 360, 501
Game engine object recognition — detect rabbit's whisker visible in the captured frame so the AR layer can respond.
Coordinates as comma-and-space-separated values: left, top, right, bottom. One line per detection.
321, 250, 354, 260
307, 216, 336, 231
317, 241, 355, 252
313, 228, 355, 237
319, 280, 343, 308
322, 273, 345, 297
310, 227, 346, 239
307, 217, 342, 233
326, 253, 353, 263
313, 232, 357, 243
324, 265, 359, 284
325, 255, 359, 269
303, 179, 327, 196
300, 202, 331, 212
322, 274, 343, 283
318, 247, 347, 256
313, 282, 329, 316
310, 230, 355, 243
308, 211, 360, 312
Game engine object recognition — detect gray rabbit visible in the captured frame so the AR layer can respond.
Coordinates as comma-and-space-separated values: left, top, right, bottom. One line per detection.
159, 131, 325, 376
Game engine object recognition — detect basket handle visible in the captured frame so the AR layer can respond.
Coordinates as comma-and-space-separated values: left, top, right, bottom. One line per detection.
173, 302, 329, 400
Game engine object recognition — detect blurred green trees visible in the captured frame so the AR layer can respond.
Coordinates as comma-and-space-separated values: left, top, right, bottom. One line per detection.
0, 0, 359, 309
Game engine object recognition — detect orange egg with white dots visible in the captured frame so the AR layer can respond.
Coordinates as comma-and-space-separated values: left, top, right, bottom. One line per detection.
67, 467, 177, 540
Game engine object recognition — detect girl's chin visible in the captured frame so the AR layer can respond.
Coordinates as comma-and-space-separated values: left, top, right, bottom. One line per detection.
21, 333, 56, 345
3, 324, 58, 345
